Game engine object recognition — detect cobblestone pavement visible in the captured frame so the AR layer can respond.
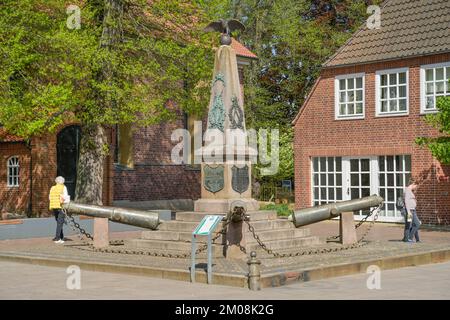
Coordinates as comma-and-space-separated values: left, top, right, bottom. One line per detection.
1, 259, 450, 299
1, 221, 449, 276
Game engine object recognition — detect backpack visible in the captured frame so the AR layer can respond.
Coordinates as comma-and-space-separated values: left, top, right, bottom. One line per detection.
396, 196, 406, 216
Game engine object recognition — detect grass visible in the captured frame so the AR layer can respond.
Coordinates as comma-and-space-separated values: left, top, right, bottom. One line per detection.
260, 203, 293, 217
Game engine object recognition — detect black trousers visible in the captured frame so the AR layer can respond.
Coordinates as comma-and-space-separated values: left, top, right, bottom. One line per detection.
53, 209, 65, 240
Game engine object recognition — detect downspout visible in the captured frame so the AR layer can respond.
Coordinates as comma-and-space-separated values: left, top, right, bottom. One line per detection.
25, 138, 33, 217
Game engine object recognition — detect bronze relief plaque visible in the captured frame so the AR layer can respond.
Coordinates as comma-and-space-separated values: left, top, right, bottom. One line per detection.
203, 165, 224, 194
232, 165, 249, 194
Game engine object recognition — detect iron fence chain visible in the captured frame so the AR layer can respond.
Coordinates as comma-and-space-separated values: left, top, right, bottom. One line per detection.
243, 205, 381, 258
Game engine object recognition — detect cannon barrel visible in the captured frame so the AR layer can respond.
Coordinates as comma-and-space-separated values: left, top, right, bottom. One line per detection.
292, 195, 383, 228
63, 202, 160, 230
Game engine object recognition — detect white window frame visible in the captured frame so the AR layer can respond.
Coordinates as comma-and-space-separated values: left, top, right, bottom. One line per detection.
375, 67, 409, 117
420, 61, 450, 114
7, 156, 19, 187
334, 73, 365, 120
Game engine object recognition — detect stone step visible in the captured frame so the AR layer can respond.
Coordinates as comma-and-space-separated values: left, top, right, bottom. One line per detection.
245, 228, 311, 243
175, 211, 278, 222
158, 219, 294, 233
140, 227, 310, 243
247, 236, 322, 251
125, 239, 225, 256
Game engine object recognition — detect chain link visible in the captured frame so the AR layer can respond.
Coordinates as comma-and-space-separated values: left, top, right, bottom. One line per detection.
86, 218, 234, 258
243, 205, 381, 258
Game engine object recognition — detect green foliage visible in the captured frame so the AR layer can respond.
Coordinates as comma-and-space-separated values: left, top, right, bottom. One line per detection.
260, 203, 293, 216
416, 96, 450, 164
199, 0, 382, 182
0, 0, 214, 138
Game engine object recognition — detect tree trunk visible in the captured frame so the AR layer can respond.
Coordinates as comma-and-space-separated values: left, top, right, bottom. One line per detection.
75, 124, 108, 205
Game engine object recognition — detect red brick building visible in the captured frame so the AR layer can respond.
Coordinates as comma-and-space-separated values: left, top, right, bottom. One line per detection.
0, 40, 256, 216
293, 0, 450, 224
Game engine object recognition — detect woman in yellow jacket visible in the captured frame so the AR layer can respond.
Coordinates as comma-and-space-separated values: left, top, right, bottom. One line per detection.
49, 176, 69, 243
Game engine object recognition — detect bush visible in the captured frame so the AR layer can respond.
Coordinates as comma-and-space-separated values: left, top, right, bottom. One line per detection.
260, 203, 293, 217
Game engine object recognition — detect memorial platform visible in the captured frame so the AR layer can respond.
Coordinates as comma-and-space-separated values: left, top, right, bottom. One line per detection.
1, 220, 450, 288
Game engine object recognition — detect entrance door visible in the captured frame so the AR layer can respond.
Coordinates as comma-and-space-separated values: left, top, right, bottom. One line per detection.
342, 157, 378, 219
57, 125, 81, 200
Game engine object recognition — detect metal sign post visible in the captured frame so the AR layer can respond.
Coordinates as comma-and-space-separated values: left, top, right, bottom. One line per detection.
190, 215, 223, 284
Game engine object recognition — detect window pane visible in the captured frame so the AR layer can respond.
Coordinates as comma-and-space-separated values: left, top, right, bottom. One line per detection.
361, 159, 370, 171
336, 157, 342, 172
336, 188, 342, 200
405, 155, 411, 171
339, 79, 346, 90
389, 99, 397, 111
348, 103, 354, 114
320, 174, 326, 185
320, 188, 327, 199
347, 78, 354, 89
389, 87, 397, 99
314, 174, 319, 185
351, 188, 360, 199
361, 174, 370, 186
447, 67, 450, 80
395, 155, 403, 171
356, 90, 363, 101
347, 91, 354, 102
388, 189, 395, 201
436, 68, 444, 80
320, 157, 326, 171
340, 92, 346, 103
328, 188, 335, 200
436, 81, 445, 94
350, 159, 359, 172
356, 77, 363, 88
426, 82, 434, 94
339, 104, 346, 115
389, 73, 397, 85
328, 174, 334, 186
399, 85, 406, 97
379, 156, 385, 171
381, 87, 387, 99
387, 173, 394, 186
336, 174, 342, 186
381, 74, 387, 86
381, 100, 388, 112
351, 174, 359, 186
314, 188, 319, 199
387, 156, 394, 171
361, 188, 370, 197
379, 174, 385, 186
328, 157, 334, 171
313, 158, 318, 172
399, 99, 407, 111
426, 69, 433, 81
356, 103, 363, 114
396, 174, 403, 186
380, 188, 385, 199
426, 96, 434, 109
399, 72, 406, 84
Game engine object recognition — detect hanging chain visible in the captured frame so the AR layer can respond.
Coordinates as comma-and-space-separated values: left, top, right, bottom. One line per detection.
63, 209, 94, 241
86, 218, 234, 258
243, 205, 381, 258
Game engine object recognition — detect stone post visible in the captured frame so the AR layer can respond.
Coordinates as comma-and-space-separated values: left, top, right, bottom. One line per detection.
247, 251, 261, 290
93, 217, 109, 248
339, 211, 357, 245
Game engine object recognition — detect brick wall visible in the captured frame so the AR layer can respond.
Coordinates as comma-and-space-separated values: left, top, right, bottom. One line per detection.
0, 142, 31, 214
294, 52, 450, 225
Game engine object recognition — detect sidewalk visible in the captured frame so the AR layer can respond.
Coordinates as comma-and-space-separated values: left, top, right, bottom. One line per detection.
1, 220, 450, 288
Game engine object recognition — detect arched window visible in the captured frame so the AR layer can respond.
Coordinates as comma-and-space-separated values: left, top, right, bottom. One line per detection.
7, 156, 19, 187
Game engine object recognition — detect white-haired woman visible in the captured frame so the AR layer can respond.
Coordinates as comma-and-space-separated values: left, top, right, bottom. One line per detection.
49, 176, 69, 243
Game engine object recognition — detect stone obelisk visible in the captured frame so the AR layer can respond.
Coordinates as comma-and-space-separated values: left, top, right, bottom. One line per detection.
194, 35, 259, 213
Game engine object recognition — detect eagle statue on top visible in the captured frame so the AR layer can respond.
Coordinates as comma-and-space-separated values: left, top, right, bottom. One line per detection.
203, 19, 245, 45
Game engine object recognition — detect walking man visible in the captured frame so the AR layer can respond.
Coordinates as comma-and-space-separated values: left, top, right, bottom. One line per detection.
49, 176, 69, 243
404, 178, 421, 243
